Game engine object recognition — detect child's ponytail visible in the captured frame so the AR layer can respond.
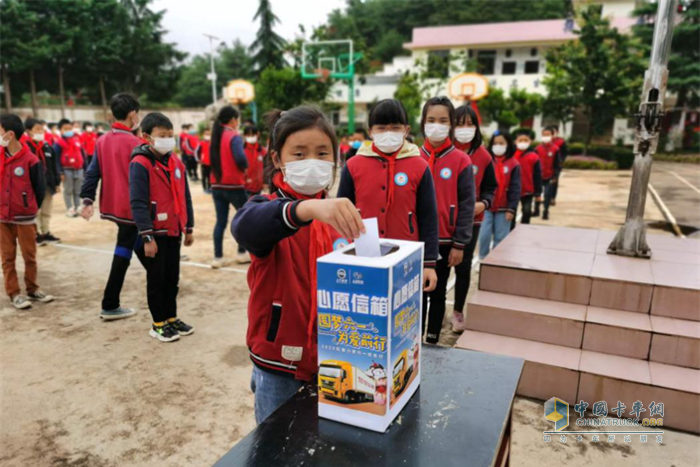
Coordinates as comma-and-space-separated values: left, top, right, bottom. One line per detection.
210, 105, 240, 183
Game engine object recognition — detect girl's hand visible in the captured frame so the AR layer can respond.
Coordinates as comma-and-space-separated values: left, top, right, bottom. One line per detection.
423, 268, 437, 292
505, 211, 515, 222
474, 202, 486, 216
448, 248, 464, 268
144, 241, 158, 258
184, 233, 194, 247
296, 198, 365, 241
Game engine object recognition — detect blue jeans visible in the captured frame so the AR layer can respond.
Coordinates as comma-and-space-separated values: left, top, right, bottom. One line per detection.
250, 365, 305, 424
479, 211, 512, 260
212, 189, 248, 257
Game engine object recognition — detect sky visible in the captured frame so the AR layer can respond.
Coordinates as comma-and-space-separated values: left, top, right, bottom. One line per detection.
153, 0, 347, 58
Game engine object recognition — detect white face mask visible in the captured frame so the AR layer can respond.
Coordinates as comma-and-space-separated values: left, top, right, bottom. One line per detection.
455, 127, 476, 143
516, 142, 530, 151
424, 123, 450, 141
32, 133, 45, 142
86, 126, 94, 132
203, 135, 211, 141
74, 128, 82, 135
372, 131, 404, 154
283, 159, 335, 195
152, 137, 176, 154
0, 134, 10, 147
245, 136, 258, 145
492, 144, 507, 156
542, 136, 552, 144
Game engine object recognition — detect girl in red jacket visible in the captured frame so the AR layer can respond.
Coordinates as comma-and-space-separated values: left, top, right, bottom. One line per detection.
195, 128, 212, 194
243, 124, 267, 197
232, 105, 364, 424
512, 128, 543, 226
418, 97, 475, 344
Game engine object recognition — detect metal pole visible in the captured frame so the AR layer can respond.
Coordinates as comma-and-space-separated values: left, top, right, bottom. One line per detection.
204, 34, 219, 104
347, 77, 355, 134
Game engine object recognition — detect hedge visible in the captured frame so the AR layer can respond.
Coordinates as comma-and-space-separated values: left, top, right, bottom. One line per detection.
562, 143, 634, 169
564, 155, 618, 170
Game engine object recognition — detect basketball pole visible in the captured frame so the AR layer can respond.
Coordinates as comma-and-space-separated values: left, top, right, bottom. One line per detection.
347, 76, 355, 134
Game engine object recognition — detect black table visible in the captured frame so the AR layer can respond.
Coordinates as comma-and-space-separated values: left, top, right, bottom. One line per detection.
213, 346, 523, 467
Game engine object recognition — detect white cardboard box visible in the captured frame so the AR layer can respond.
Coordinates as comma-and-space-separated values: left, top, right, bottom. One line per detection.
317, 239, 423, 432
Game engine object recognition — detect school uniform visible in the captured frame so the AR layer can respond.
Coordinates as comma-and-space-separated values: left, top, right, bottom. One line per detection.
478, 153, 521, 260
180, 133, 198, 181
211, 127, 248, 258
419, 139, 475, 343
534, 142, 561, 217
453, 142, 497, 313
337, 141, 439, 268
195, 139, 211, 193
80, 122, 146, 312
513, 147, 542, 225
244, 142, 267, 197
53, 134, 85, 211
21, 135, 60, 236
130, 145, 194, 324
81, 131, 98, 167
550, 136, 568, 201
0, 143, 45, 298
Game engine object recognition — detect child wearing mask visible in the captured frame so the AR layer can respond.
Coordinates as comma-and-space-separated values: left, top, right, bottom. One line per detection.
451, 104, 497, 332
512, 128, 542, 226
243, 125, 267, 197
81, 122, 98, 168
0, 114, 53, 309
337, 98, 439, 294
418, 97, 475, 344
534, 127, 561, 220
195, 128, 212, 194
232, 105, 363, 424
478, 131, 521, 260
129, 112, 195, 342
53, 118, 85, 217
22, 118, 61, 245
548, 125, 568, 206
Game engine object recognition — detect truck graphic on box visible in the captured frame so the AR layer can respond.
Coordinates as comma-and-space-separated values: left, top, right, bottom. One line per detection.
392, 349, 414, 397
319, 360, 375, 403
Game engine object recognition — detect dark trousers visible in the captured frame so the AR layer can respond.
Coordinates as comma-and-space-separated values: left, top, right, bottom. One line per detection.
201, 165, 211, 192
535, 180, 556, 215
246, 190, 262, 198
520, 195, 534, 224
185, 155, 198, 181
551, 173, 561, 200
453, 224, 481, 313
144, 236, 181, 323
422, 244, 453, 344
213, 189, 248, 257
102, 223, 147, 311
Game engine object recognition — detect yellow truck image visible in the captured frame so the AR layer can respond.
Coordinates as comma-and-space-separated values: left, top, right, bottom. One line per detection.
392, 349, 414, 397
319, 360, 375, 403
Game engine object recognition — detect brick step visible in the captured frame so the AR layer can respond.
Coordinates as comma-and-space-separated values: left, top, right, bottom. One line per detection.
649, 315, 700, 369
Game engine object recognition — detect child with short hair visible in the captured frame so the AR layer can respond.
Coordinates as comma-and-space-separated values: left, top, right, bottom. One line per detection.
548, 125, 568, 205
53, 118, 85, 217
195, 128, 212, 193
129, 112, 195, 342
243, 124, 267, 197
534, 127, 562, 220
512, 128, 542, 225
0, 114, 53, 309
81, 121, 98, 168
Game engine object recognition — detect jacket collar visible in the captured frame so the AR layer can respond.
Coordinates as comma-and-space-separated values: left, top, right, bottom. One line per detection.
356, 140, 421, 160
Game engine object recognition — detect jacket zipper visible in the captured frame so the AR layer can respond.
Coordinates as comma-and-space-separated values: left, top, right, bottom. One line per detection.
22, 192, 28, 209
449, 205, 456, 226
408, 211, 415, 235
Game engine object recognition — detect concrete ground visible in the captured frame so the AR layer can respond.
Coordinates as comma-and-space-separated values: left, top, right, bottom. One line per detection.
1, 167, 698, 467
651, 161, 700, 237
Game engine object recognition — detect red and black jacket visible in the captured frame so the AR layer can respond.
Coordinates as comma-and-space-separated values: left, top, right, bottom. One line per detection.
514, 148, 543, 197
420, 139, 475, 250
0, 143, 45, 223
21, 134, 60, 194
244, 142, 266, 194
337, 141, 439, 268
195, 140, 210, 166
456, 142, 498, 225
54, 134, 85, 170
129, 145, 194, 238
81, 131, 97, 156
535, 143, 561, 181
489, 153, 521, 214
552, 137, 568, 163
210, 128, 248, 190
179, 133, 196, 156
232, 188, 344, 381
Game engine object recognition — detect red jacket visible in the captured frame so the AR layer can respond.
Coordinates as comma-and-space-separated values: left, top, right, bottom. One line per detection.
0, 144, 43, 222
490, 155, 521, 213
535, 143, 561, 180
514, 149, 542, 197
420, 140, 475, 249
244, 142, 266, 193
232, 189, 344, 381
211, 129, 246, 189
180, 133, 196, 156
81, 131, 98, 156
196, 140, 210, 166
55, 135, 84, 169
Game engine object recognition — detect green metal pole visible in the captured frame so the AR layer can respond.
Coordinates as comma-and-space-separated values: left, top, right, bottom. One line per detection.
347, 76, 355, 134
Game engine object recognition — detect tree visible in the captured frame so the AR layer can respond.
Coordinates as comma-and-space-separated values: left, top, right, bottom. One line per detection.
508, 87, 544, 127
542, 67, 577, 128
394, 72, 423, 129
254, 67, 332, 119
479, 88, 518, 131
250, 0, 286, 73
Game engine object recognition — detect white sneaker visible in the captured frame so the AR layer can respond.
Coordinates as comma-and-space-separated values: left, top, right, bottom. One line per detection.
235, 251, 251, 264
28, 290, 54, 303
65, 208, 75, 218
11, 295, 32, 309
451, 311, 465, 333
211, 257, 225, 269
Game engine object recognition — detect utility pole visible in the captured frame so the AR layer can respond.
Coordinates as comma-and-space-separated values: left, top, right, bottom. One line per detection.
204, 34, 220, 104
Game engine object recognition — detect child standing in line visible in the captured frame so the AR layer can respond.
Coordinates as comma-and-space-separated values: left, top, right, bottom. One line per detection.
512, 128, 542, 226
81, 122, 98, 168
22, 118, 61, 245
337, 99, 439, 294
243, 124, 267, 197
0, 114, 53, 309
451, 104, 497, 332
195, 128, 212, 194
418, 97, 475, 344
129, 112, 195, 343
548, 125, 568, 206
232, 105, 364, 424
534, 127, 561, 220
53, 118, 85, 218
478, 131, 521, 260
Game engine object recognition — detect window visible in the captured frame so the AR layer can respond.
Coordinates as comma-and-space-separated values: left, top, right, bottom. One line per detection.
427, 50, 450, 78
505, 49, 512, 58
476, 50, 496, 75
502, 61, 516, 75
530, 48, 538, 57
525, 61, 540, 74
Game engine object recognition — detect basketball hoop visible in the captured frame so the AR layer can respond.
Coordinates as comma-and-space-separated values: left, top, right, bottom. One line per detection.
314, 68, 332, 83
448, 73, 489, 102
224, 80, 255, 105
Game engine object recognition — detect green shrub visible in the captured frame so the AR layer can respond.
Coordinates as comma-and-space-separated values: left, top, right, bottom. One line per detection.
653, 153, 700, 164
564, 156, 618, 170
568, 142, 585, 155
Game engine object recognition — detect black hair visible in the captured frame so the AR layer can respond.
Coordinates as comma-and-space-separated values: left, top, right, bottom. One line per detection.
0, 114, 24, 140
354, 128, 367, 138
48, 123, 58, 129
543, 125, 557, 135
110, 93, 140, 121
264, 105, 338, 190
58, 118, 72, 129
140, 112, 173, 135
487, 130, 515, 159
83, 121, 93, 130
454, 104, 483, 154
211, 106, 240, 183
420, 96, 455, 142
513, 128, 535, 140
243, 124, 259, 135
368, 99, 409, 127
24, 117, 43, 132
181, 124, 190, 130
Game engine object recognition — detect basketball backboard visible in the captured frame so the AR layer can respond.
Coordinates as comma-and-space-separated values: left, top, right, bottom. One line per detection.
448, 73, 489, 101
302, 40, 360, 80
224, 80, 255, 105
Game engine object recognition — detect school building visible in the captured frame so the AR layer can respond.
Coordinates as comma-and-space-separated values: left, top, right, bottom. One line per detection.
327, 0, 643, 143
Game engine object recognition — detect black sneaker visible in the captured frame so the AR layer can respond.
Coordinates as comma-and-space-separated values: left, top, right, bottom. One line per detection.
543, 211, 550, 220
149, 323, 180, 342
43, 233, 61, 243
36, 234, 46, 246
169, 319, 194, 336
